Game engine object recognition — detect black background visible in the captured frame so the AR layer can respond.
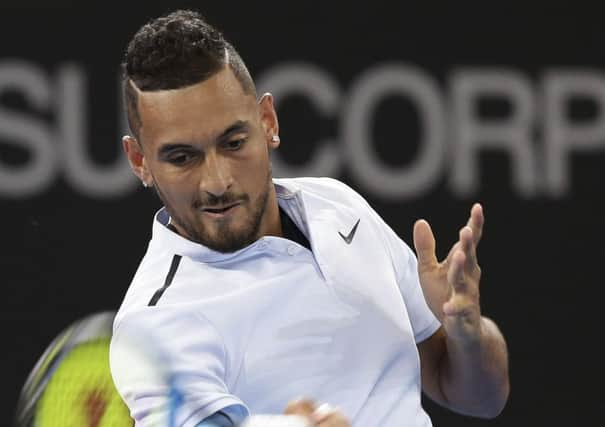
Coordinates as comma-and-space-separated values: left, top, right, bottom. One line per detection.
2, 1, 603, 425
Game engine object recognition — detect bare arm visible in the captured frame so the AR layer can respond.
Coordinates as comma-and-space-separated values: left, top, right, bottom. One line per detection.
418, 320, 509, 418
413, 204, 510, 418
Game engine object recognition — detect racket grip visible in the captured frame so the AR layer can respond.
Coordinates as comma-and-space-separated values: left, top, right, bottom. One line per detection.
240, 414, 310, 427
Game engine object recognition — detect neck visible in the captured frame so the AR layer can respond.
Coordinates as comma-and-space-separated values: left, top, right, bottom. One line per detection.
258, 182, 283, 238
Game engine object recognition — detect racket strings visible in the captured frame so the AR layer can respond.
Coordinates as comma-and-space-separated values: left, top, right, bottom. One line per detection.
34, 338, 133, 427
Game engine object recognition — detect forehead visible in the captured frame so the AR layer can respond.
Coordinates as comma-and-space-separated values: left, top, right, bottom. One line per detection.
137, 67, 257, 145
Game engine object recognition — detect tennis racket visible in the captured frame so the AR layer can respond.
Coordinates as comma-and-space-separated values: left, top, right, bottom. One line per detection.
16, 309, 323, 427
13, 310, 133, 427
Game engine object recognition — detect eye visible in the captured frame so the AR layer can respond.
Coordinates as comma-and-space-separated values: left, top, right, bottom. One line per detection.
167, 151, 194, 165
224, 138, 246, 151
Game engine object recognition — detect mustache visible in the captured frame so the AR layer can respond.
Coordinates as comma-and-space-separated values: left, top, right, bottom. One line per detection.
194, 192, 249, 209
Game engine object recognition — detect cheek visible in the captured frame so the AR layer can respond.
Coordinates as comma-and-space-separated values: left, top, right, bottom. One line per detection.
156, 172, 199, 205
243, 159, 270, 188
234, 144, 270, 182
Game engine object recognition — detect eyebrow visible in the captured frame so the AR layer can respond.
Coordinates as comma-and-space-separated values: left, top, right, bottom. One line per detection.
219, 120, 251, 140
157, 120, 251, 157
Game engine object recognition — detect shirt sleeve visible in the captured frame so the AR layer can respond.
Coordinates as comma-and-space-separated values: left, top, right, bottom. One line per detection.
195, 405, 245, 426
325, 177, 441, 342
110, 307, 248, 427
377, 217, 441, 343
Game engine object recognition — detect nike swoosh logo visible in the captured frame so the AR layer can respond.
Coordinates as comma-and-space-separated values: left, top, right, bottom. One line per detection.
338, 219, 360, 244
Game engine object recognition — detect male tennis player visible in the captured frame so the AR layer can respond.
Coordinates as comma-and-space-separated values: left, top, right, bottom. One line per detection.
109, 9, 509, 427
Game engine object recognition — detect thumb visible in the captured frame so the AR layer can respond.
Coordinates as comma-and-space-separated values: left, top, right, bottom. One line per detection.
413, 219, 438, 269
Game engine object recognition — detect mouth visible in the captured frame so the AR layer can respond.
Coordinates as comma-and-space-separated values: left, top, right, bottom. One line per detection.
200, 202, 241, 218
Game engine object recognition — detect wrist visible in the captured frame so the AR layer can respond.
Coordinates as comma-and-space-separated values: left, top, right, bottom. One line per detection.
442, 308, 483, 346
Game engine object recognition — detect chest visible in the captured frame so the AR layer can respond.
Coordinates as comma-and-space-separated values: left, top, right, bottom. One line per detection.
185, 233, 419, 414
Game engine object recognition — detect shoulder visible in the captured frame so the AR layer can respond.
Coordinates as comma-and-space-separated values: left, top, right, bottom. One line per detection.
275, 176, 356, 193
275, 176, 370, 208
113, 250, 180, 330
109, 302, 232, 422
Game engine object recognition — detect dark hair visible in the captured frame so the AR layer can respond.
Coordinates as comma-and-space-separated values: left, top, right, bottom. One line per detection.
123, 9, 256, 139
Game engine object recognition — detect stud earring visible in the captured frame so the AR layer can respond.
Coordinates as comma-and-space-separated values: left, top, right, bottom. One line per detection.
271, 135, 280, 142
142, 181, 148, 188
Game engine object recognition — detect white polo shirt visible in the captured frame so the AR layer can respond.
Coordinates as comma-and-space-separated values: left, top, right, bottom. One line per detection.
110, 177, 440, 427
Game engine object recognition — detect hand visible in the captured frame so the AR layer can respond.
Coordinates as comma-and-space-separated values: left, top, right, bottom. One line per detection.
413, 203, 484, 343
284, 399, 350, 427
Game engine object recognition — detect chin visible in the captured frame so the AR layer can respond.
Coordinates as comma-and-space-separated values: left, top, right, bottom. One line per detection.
200, 225, 258, 253
206, 237, 254, 253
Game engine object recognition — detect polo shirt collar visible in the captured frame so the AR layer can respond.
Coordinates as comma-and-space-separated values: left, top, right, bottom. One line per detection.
149, 179, 359, 264
149, 180, 303, 263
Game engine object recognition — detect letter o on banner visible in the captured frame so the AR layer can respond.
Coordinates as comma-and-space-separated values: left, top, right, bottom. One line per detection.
342, 64, 446, 200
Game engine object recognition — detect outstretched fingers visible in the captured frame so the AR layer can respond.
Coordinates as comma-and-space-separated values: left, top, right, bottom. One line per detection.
459, 225, 478, 270
413, 219, 438, 270
466, 203, 484, 246
444, 248, 466, 314
444, 223, 482, 316
446, 246, 467, 291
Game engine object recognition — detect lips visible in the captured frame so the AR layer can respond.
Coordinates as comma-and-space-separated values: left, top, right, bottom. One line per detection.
200, 202, 241, 217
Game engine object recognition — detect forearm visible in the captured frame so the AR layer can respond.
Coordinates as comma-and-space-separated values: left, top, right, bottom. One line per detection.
439, 316, 510, 418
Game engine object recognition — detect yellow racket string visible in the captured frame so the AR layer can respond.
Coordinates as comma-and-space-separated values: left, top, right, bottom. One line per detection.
35, 338, 133, 427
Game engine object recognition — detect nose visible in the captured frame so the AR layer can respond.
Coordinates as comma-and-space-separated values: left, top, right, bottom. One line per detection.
199, 151, 232, 197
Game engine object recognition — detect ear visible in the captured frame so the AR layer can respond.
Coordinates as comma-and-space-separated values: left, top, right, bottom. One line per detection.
122, 135, 152, 187
258, 92, 280, 150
